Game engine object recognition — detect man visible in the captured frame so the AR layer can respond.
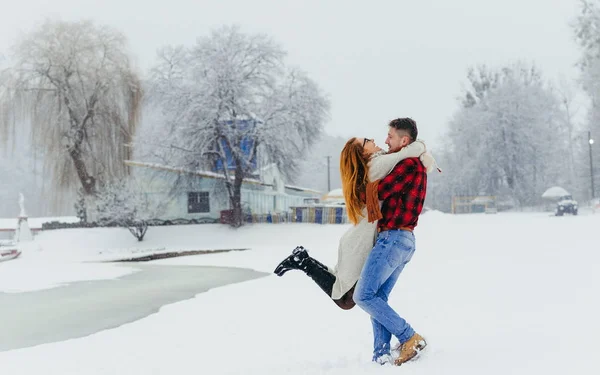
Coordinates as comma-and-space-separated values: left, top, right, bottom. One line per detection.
353, 117, 428, 366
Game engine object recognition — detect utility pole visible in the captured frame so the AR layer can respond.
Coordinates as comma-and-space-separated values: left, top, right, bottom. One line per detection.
325, 156, 331, 192
589, 131, 595, 198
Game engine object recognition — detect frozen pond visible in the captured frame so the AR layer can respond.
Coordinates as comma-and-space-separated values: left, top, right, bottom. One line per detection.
0, 264, 266, 351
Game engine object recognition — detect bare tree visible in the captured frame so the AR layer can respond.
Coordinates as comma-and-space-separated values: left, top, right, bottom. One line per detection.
147, 25, 330, 227
0, 20, 141, 198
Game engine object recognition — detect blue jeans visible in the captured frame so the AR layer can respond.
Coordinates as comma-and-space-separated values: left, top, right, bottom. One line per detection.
354, 229, 416, 361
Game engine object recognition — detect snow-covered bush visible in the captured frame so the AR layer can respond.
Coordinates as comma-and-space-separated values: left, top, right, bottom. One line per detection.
89, 179, 160, 241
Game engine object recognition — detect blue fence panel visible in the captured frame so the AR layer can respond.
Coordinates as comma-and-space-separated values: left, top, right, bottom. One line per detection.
315, 207, 323, 224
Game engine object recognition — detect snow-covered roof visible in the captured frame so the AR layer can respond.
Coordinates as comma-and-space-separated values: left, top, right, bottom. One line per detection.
124, 160, 266, 186
322, 188, 344, 203
541, 186, 570, 198
284, 185, 322, 194
125, 160, 321, 194
324, 188, 343, 198
471, 196, 494, 204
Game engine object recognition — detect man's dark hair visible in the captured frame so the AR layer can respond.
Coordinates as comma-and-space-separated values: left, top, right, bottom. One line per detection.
389, 118, 418, 141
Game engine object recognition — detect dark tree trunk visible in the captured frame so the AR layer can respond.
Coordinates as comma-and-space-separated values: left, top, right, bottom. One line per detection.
65, 100, 97, 195
230, 165, 244, 228
69, 145, 96, 195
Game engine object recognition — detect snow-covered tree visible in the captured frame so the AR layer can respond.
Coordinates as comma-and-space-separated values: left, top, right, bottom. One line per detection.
146, 25, 330, 227
0, 20, 141, 197
573, 0, 600, 198
554, 79, 590, 199
431, 63, 573, 210
461, 65, 500, 108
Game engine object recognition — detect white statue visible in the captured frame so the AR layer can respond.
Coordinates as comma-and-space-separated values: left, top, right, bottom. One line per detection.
14, 193, 33, 243
19, 192, 27, 218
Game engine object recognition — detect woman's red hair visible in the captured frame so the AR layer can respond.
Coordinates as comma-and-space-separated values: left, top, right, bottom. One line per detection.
340, 138, 370, 224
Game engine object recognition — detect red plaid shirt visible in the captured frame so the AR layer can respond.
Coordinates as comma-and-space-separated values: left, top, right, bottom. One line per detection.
377, 157, 427, 232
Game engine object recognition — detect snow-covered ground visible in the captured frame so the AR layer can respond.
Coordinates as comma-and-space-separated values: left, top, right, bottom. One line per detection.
1, 211, 599, 374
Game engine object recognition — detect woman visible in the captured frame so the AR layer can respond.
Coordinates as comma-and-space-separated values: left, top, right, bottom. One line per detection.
274, 137, 438, 309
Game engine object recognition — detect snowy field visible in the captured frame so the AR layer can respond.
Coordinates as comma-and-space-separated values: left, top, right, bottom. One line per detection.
1, 211, 599, 374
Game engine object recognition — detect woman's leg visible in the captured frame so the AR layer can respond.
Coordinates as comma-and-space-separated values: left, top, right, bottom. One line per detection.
274, 246, 355, 310
305, 259, 356, 310
274, 246, 335, 294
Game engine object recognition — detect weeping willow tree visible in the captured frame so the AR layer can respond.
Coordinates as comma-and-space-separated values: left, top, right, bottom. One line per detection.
0, 20, 141, 198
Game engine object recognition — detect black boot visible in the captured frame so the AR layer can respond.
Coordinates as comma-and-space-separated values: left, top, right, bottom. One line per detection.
304, 257, 336, 297
274, 246, 336, 298
273, 246, 310, 276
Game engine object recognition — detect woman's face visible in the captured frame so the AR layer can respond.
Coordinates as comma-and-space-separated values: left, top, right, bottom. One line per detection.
357, 137, 382, 155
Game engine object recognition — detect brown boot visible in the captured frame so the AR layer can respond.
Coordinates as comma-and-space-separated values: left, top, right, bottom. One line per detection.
394, 333, 427, 366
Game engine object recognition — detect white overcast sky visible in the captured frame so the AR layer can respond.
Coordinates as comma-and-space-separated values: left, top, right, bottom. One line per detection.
0, 0, 584, 148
